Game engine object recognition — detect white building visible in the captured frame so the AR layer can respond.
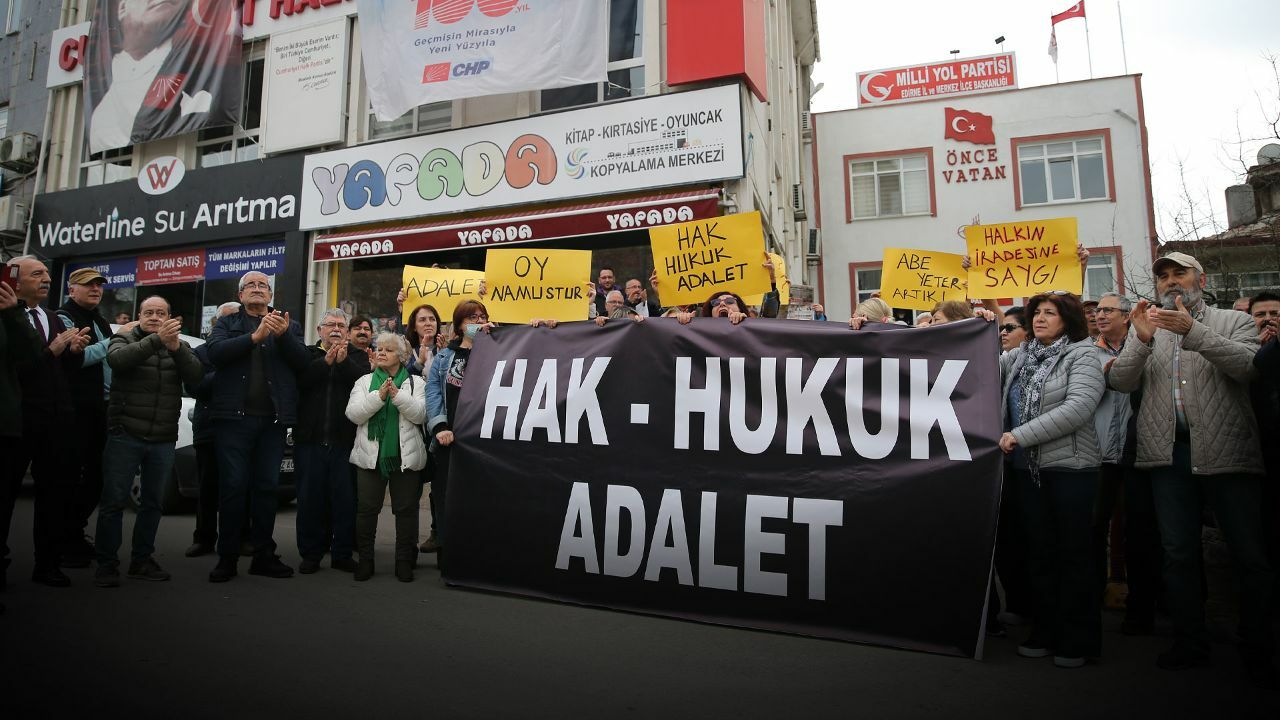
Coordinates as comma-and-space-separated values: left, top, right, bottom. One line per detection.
808, 73, 1158, 320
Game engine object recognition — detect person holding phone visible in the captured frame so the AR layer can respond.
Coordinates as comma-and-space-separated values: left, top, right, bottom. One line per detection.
0, 277, 42, 602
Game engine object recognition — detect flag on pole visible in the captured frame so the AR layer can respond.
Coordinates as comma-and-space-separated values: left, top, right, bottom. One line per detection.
1048, 28, 1058, 63
1052, 2, 1086, 25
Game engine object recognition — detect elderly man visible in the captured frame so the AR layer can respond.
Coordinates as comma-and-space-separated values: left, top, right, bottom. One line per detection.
55, 268, 118, 568
594, 290, 647, 328
93, 296, 202, 588
0, 256, 90, 587
623, 278, 661, 317
205, 272, 310, 582
294, 309, 369, 574
0, 280, 41, 600
1109, 252, 1274, 683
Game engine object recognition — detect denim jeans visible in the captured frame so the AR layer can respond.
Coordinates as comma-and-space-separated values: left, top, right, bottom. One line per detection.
1017, 467, 1102, 658
214, 417, 286, 560
294, 442, 355, 562
1150, 440, 1274, 655
95, 431, 175, 567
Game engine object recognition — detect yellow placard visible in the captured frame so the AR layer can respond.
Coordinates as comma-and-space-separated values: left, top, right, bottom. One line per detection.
879, 248, 967, 311
483, 248, 592, 324
743, 253, 789, 306
649, 211, 773, 306
401, 266, 485, 324
964, 218, 1082, 299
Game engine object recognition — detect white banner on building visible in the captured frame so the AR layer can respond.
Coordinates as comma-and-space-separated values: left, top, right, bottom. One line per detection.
300, 83, 744, 230
263, 18, 350, 154
356, 0, 607, 121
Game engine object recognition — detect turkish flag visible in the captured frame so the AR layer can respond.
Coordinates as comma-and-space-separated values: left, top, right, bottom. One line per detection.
944, 108, 995, 145
1052, 2, 1086, 25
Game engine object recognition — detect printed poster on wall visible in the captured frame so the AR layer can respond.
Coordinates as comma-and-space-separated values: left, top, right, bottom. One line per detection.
84, 0, 243, 155
300, 84, 744, 231
263, 17, 349, 154
356, 0, 607, 121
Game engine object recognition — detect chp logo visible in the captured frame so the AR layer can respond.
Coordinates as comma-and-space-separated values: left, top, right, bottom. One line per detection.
138, 156, 186, 196
414, 0, 522, 30
422, 60, 494, 83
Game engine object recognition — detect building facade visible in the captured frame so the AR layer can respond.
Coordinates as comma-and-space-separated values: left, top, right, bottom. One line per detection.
809, 73, 1158, 320
21, 0, 819, 337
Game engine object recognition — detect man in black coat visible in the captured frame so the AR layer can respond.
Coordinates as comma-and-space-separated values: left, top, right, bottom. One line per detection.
0, 256, 90, 587
294, 308, 369, 574
205, 271, 310, 582
0, 280, 41, 600
93, 296, 202, 588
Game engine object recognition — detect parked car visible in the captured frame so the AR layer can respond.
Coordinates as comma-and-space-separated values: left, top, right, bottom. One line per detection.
118, 328, 295, 513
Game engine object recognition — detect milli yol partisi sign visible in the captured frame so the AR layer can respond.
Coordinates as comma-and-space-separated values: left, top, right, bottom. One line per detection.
300, 83, 744, 230
32, 154, 305, 259
858, 53, 1017, 106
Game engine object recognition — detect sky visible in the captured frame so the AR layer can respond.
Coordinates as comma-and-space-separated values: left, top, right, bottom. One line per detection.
810, 0, 1280, 241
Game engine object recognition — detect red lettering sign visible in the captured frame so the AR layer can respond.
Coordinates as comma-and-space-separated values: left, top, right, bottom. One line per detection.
857, 53, 1017, 106
415, 0, 520, 30
136, 249, 207, 286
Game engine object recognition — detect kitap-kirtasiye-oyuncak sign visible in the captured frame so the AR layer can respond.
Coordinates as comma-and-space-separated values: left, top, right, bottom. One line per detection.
299, 84, 744, 230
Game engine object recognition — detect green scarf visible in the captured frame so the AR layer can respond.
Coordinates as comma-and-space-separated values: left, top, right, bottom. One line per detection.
368, 365, 410, 478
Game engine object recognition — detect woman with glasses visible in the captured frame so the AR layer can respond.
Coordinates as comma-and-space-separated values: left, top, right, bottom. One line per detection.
345, 333, 428, 582
676, 291, 753, 325
425, 300, 494, 573
998, 291, 1106, 668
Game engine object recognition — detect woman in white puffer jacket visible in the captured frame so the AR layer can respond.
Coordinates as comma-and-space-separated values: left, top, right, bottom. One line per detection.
346, 332, 428, 583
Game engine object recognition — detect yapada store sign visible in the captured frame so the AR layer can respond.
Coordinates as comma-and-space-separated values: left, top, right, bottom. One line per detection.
300, 83, 745, 230
32, 154, 305, 259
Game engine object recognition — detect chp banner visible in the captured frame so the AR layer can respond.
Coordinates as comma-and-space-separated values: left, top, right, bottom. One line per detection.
357, 0, 607, 121
484, 248, 591, 324
401, 265, 486, 323
445, 319, 1004, 657
85, 0, 243, 155
880, 248, 967, 311
964, 218, 1082, 299
649, 211, 773, 307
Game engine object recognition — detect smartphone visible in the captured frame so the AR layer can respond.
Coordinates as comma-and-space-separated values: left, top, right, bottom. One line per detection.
0, 264, 18, 291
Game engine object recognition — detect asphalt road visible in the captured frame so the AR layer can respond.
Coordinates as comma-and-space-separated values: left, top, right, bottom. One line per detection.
1, 493, 1276, 719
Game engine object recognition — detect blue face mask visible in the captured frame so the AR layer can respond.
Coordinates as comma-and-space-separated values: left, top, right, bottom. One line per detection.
464, 323, 482, 340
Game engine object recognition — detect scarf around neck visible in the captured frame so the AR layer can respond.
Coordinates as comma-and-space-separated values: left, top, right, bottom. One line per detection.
1015, 335, 1070, 484
368, 365, 410, 478
59, 299, 111, 339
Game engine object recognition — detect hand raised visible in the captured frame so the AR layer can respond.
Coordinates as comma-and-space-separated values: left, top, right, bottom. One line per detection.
49, 328, 79, 356
1149, 296, 1194, 336
1129, 299, 1156, 343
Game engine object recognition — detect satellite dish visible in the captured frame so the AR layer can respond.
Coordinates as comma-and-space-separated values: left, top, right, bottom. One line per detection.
1259, 143, 1280, 165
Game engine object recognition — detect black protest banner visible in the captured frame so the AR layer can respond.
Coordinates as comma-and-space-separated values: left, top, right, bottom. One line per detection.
445, 318, 1003, 658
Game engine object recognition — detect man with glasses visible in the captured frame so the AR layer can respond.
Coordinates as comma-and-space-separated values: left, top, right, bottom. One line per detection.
623, 278, 661, 318
205, 272, 310, 583
1091, 293, 1161, 635
1109, 253, 1274, 684
293, 309, 369, 575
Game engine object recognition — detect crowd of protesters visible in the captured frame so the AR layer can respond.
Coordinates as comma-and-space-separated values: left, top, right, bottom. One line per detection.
0, 249, 1277, 688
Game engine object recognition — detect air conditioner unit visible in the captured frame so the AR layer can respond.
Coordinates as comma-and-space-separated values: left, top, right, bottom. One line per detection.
0, 133, 39, 172
806, 228, 821, 258
0, 195, 29, 233
800, 111, 812, 138
791, 182, 807, 220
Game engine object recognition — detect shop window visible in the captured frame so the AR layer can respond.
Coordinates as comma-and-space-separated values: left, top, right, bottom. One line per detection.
846, 153, 931, 220
198, 43, 266, 168
1082, 252, 1117, 300
1016, 134, 1111, 207
80, 146, 135, 187
540, 0, 645, 112
365, 101, 453, 142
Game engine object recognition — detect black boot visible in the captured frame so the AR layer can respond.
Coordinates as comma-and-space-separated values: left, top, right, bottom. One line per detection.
354, 558, 374, 582
396, 558, 414, 583
209, 556, 238, 583
248, 553, 295, 579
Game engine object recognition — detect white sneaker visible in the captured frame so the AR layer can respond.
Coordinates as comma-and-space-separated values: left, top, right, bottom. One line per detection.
1054, 655, 1085, 668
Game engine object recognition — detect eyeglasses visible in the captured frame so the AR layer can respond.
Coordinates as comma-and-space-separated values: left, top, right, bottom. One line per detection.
1046, 290, 1073, 296
465, 313, 489, 322
320, 321, 346, 329
241, 281, 271, 290
711, 298, 738, 307
999, 324, 1022, 333
1094, 307, 1126, 316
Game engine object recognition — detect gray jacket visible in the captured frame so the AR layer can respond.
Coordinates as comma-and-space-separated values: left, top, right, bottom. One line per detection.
1107, 304, 1261, 474
1001, 338, 1106, 470
1092, 341, 1134, 465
